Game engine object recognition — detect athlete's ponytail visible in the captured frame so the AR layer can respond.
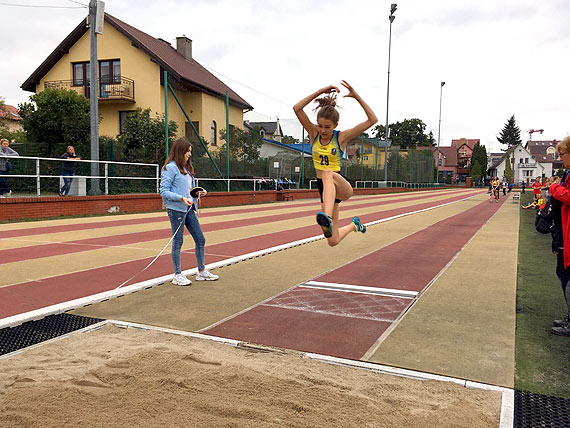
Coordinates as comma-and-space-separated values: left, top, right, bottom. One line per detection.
314, 93, 340, 123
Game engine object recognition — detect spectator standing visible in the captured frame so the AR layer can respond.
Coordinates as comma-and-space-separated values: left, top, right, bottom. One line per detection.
0, 138, 19, 197
60, 146, 80, 196
531, 177, 542, 200
521, 180, 526, 194
548, 136, 570, 336
160, 138, 219, 285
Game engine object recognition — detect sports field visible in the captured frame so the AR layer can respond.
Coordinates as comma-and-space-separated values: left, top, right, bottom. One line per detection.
0, 188, 538, 426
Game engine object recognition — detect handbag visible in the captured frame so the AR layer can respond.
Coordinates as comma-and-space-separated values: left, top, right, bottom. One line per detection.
535, 197, 556, 234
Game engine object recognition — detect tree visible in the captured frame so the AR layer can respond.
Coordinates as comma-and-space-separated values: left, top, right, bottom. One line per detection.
372, 118, 433, 149
470, 143, 488, 178
18, 89, 90, 157
281, 135, 299, 145
219, 126, 262, 161
504, 153, 513, 181
117, 108, 178, 163
497, 115, 522, 149
469, 160, 483, 183
0, 97, 6, 130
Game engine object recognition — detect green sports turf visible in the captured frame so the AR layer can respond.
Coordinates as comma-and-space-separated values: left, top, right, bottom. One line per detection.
515, 192, 570, 397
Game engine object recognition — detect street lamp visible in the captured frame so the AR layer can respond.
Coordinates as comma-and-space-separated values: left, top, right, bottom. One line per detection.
381, 3, 397, 183
436, 81, 445, 183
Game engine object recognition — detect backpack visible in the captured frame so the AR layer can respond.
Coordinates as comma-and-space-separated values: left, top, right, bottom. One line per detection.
535, 197, 556, 234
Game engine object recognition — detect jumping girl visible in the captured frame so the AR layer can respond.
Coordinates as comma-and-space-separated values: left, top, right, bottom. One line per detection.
293, 81, 378, 246
160, 138, 219, 285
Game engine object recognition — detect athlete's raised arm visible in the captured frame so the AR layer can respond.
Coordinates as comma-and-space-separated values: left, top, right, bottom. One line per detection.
293, 85, 340, 141
337, 81, 378, 148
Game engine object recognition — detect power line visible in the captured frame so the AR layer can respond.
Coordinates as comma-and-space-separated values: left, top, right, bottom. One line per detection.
0, 2, 85, 8
203, 64, 293, 109
67, 0, 87, 6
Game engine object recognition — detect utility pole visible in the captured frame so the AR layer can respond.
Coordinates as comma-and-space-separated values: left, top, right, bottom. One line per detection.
88, 0, 104, 195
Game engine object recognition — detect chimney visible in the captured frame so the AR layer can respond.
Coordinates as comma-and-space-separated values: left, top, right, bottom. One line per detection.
176, 36, 192, 61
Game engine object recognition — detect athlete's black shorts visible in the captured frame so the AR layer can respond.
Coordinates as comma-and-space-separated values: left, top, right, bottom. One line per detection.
316, 172, 349, 204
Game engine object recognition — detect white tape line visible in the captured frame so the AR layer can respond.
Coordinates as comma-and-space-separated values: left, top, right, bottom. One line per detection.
302, 281, 417, 299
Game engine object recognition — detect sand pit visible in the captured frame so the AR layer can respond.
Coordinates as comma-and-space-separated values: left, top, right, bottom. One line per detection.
0, 324, 501, 427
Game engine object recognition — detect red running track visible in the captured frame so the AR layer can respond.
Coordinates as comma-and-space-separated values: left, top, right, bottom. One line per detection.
202, 197, 505, 360
0, 190, 483, 320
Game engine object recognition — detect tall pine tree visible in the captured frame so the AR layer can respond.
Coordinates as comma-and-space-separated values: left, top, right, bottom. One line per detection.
497, 115, 522, 149
470, 142, 488, 177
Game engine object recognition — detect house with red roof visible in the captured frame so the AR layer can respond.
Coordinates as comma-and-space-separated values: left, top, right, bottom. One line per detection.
21, 13, 252, 146
0, 104, 23, 133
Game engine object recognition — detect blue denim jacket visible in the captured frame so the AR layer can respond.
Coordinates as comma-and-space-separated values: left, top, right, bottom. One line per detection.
160, 161, 196, 213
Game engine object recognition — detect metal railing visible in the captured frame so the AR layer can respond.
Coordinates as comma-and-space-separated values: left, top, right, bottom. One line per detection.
1, 155, 158, 197
355, 180, 445, 189
44, 77, 135, 102
195, 178, 296, 192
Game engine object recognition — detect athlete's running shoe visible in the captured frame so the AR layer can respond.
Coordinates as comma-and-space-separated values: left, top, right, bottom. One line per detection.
316, 211, 333, 238
352, 216, 366, 233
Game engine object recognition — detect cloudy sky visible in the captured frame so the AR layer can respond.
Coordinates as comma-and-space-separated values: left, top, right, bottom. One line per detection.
1, 0, 569, 153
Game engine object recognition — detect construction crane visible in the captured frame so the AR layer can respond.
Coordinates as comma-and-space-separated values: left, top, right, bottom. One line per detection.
526, 129, 544, 141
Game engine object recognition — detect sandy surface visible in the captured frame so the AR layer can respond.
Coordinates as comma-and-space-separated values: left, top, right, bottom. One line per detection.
0, 324, 501, 428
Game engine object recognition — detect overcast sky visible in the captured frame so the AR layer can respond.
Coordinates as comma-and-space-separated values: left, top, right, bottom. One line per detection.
1, 0, 569, 153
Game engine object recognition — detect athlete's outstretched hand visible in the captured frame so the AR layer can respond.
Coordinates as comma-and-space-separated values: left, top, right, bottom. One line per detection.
341, 80, 359, 99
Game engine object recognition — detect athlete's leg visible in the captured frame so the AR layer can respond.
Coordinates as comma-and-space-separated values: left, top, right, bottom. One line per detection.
325, 203, 360, 247
321, 169, 353, 217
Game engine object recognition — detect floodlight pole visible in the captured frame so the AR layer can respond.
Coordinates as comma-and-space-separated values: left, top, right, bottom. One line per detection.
383, 4, 397, 183
436, 81, 445, 182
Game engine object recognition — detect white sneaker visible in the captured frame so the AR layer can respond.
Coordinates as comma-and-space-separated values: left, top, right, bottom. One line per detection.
195, 270, 219, 281
172, 273, 191, 286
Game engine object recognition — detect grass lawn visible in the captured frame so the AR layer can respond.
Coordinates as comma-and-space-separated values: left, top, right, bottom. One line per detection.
516, 192, 570, 397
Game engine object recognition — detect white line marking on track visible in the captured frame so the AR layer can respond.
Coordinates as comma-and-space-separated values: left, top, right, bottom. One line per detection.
301, 281, 417, 298
260, 302, 400, 323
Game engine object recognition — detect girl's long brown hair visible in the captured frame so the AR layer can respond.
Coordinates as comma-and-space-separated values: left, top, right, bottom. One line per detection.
163, 138, 194, 175
313, 93, 340, 123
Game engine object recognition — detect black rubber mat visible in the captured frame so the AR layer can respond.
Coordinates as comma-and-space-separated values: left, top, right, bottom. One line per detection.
0, 313, 104, 356
514, 390, 570, 428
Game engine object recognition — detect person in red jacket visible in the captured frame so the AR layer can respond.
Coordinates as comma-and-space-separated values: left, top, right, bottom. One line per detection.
531, 177, 542, 199
549, 136, 570, 335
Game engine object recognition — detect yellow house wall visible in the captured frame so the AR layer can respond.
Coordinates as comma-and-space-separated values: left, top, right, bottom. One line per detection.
346, 141, 386, 168
160, 88, 244, 147
34, 22, 244, 142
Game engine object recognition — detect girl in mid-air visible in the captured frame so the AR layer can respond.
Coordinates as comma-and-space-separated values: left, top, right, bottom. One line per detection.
293, 81, 378, 246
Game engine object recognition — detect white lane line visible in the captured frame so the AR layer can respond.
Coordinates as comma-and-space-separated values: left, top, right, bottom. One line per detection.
0, 193, 480, 329
301, 281, 417, 299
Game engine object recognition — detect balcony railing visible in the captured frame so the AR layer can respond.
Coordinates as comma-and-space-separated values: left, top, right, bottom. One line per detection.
44, 76, 135, 102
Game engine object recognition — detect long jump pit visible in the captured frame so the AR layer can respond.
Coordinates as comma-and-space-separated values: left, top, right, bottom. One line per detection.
0, 319, 504, 427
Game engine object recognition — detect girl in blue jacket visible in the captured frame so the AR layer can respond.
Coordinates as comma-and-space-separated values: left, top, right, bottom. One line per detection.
160, 138, 219, 285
